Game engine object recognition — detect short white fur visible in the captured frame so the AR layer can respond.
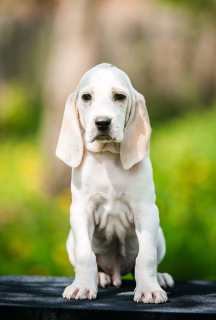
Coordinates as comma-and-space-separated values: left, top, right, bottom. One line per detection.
56, 63, 174, 303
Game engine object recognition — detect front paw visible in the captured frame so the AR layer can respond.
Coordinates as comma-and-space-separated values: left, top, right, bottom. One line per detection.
63, 284, 97, 300
134, 286, 168, 304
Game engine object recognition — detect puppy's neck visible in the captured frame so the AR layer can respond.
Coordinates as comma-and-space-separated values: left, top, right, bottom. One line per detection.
84, 140, 120, 154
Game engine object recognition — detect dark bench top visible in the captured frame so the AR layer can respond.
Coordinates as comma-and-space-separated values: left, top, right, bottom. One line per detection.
0, 276, 216, 320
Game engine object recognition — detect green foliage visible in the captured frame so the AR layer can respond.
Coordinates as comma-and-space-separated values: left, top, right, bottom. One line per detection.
151, 107, 216, 279
0, 106, 216, 279
0, 138, 73, 276
159, 0, 216, 17
0, 82, 41, 136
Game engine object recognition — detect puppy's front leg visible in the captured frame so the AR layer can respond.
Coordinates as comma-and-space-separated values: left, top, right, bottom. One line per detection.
134, 204, 167, 304
63, 204, 98, 300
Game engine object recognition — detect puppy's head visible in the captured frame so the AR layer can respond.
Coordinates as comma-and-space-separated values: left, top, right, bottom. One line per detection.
56, 63, 151, 169
77, 64, 131, 144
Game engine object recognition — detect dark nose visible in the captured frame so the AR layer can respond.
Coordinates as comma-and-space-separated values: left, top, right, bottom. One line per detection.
95, 117, 111, 131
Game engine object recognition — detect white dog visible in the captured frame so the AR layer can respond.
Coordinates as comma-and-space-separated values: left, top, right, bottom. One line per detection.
56, 63, 174, 303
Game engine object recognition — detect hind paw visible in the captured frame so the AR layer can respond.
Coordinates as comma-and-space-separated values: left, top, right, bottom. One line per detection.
97, 272, 111, 288
157, 272, 174, 288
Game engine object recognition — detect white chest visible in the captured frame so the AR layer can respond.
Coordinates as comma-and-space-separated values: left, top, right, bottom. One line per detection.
87, 192, 133, 242
72, 152, 154, 242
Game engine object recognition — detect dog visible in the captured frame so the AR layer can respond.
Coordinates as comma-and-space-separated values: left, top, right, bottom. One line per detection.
56, 63, 174, 303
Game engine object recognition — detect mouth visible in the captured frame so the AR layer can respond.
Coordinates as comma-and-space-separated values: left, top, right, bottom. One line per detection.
93, 133, 113, 142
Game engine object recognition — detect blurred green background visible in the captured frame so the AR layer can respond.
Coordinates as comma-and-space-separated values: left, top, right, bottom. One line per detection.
0, 0, 216, 280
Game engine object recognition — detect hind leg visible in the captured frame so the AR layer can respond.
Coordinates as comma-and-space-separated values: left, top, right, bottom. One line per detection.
97, 272, 111, 287
157, 227, 174, 288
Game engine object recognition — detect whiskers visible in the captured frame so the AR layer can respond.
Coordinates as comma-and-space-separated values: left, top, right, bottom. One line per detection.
117, 124, 129, 135
82, 124, 127, 143
82, 128, 97, 143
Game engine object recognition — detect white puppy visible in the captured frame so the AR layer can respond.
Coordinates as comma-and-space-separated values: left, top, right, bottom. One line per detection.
56, 63, 174, 303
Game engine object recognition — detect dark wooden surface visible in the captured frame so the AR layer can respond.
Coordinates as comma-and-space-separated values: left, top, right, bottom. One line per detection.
0, 276, 216, 320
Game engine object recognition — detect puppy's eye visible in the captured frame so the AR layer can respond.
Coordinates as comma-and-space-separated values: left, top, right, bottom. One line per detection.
82, 94, 92, 101
114, 93, 126, 101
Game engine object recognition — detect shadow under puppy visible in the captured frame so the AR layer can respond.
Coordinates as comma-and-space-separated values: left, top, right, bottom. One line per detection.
56, 63, 174, 303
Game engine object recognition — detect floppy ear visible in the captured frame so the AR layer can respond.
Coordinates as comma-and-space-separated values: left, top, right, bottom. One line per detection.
56, 92, 83, 167
120, 89, 151, 170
